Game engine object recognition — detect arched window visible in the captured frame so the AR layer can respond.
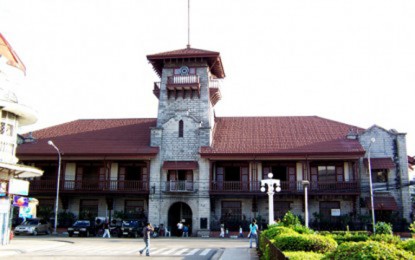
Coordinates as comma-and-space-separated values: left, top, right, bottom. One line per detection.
178, 120, 184, 137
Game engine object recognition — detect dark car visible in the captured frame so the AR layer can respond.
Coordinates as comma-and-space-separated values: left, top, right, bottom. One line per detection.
67, 220, 96, 237
120, 220, 144, 238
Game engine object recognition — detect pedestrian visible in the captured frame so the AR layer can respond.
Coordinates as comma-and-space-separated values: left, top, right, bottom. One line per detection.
182, 224, 189, 237
139, 222, 154, 257
177, 221, 183, 237
248, 220, 259, 249
219, 223, 225, 238
102, 221, 111, 238
238, 226, 244, 238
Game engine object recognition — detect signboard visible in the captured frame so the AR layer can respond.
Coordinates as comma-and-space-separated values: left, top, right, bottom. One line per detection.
331, 208, 341, 216
19, 206, 35, 219
0, 197, 10, 213
0, 182, 6, 196
13, 196, 29, 207
8, 179, 29, 196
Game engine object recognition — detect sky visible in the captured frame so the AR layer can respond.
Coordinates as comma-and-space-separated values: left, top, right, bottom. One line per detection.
0, 0, 415, 155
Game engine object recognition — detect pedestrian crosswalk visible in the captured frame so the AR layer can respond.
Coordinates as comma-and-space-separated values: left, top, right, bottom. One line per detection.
28, 244, 214, 257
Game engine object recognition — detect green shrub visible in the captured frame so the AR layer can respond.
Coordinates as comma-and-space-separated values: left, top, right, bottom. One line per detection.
331, 232, 369, 245
284, 251, 324, 260
292, 224, 315, 234
323, 241, 413, 260
370, 234, 402, 245
409, 221, 415, 234
273, 233, 337, 254
375, 222, 393, 235
400, 239, 415, 254
281, 211, 301, 227
261, 226, 297, 239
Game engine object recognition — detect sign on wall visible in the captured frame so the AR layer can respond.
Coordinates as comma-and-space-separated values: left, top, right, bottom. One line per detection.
331, 209, 341, 216
8, 179, 29, 196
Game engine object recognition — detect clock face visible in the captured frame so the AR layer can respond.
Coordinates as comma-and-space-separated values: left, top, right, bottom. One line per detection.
179, 66, 189, 76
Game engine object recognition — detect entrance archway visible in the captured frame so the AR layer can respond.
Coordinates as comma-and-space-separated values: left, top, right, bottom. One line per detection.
168, 202, 192, 237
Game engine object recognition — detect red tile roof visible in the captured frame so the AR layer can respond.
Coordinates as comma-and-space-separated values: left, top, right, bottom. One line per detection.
17, 119, 158, 157
17, 116, 365, 159
365, 196, 398, 210
200, 116, 365, 157
364, 158, 395, 169
162, 161, 198, 170
147, 46, 225, 79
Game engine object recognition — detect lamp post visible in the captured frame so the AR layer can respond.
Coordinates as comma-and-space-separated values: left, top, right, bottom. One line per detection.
48, 140, 61, 235
367, 137, 376, 234
260, 173, 281, 226
302, 180, 310, 228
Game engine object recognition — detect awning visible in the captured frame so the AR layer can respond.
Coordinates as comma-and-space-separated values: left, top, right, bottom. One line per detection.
162, 161, 198, 170
364, 158, 395, 170
365, 195, 398, 211
0, 162, 43, 178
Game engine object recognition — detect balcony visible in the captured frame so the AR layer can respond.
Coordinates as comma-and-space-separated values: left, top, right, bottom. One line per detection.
210, 180, 359, 195
29, 180, 149, 195
166, 75, 200, 98
161, 181, 197, 193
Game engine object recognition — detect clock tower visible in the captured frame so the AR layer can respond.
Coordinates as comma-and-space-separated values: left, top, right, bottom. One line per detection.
146, 46, 225, 235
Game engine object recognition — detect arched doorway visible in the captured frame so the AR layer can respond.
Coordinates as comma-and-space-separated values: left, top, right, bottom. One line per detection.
168, 202, 192, 237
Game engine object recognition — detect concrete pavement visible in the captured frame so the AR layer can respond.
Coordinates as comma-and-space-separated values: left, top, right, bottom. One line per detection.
0, 236, 259, 260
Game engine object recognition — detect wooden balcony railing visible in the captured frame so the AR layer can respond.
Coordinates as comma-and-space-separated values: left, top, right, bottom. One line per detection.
167, 75, 199, 85
162, 181, 197, 192
29, 180, 149, 194
210, 180, 359, 194
29, 179, 359, 195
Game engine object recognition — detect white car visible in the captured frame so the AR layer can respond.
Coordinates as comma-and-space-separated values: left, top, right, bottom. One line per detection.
14, 218, 51, 236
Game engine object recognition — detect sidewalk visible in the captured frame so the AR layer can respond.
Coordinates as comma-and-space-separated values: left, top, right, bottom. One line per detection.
0, 236, 260, 259
219, 247, 259, 260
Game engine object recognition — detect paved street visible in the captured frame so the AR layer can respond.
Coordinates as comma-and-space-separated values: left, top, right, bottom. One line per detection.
0, 235, 259, 260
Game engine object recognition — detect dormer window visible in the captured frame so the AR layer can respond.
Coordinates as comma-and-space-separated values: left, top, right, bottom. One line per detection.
179, 120, 184, 137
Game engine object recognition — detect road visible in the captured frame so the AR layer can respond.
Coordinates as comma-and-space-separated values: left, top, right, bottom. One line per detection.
0, 235, 259, 260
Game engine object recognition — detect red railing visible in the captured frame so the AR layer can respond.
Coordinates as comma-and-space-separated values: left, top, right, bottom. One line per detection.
29, 180, 149, 194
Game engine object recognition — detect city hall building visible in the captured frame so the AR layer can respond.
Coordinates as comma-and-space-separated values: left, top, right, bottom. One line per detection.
17, 46, 412, 235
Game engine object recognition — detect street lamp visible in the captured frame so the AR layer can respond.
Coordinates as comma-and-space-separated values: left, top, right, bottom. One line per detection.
260, 173, 281, 226
367, 137, 376, 234
302, 180, 310, 228
48, 140, 62, 235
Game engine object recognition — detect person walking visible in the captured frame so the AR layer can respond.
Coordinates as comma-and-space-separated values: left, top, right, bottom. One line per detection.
139, 222, 154, 257
248, 220, 259, 249
219, 223, 225, 238
238, 225, 244, 238
177, 221, 183, 237
102, 221, 111, 238
182, 224, 189, 237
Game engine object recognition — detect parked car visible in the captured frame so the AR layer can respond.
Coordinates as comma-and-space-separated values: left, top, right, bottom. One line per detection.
14, 218, 51, 236
120, 220, 144, 238
67, 220, 96, 237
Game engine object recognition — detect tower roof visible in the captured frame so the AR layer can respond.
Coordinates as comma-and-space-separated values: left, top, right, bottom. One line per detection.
147, 46, 225, 79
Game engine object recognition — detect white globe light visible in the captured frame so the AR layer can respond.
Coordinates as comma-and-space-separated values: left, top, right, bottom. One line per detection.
276, 186, 281, 192
260, 187, 266, 192
268, 173, 273, 179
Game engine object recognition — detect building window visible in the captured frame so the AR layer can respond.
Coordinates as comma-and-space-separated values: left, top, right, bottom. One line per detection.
318, 166, 336, 182
79, 199, 99, 219
179, 120, 184, 137
319, 201, 340, 223
373, 169, 388, 183
221, 201, 242, 221
274, 201, 291, 220
125, 200, 145, 219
